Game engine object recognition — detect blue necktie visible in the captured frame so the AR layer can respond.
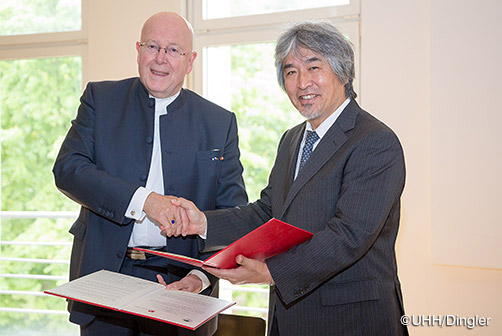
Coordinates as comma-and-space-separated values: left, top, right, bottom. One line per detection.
299, 130, 319, 171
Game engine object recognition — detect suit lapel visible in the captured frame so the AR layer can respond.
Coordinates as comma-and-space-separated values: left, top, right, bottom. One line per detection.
287, 123, 306, 186
268, 123, 305, 208
278, 100, 361, 218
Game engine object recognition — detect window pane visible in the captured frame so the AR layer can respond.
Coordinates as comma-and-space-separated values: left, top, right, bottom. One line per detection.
0, 57, 81, 212
204, 0, 350, 19
206, 42, 304, 201
206, 42, 304, 321
0, 217, 77, 335
0, 0, 81, 36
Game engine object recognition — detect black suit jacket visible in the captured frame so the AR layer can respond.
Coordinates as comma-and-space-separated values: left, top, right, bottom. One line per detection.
53, 78, 248, 330
203, 100, 408, 335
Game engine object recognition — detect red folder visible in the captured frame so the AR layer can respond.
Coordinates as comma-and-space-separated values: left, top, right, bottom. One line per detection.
134, 218, 313, 269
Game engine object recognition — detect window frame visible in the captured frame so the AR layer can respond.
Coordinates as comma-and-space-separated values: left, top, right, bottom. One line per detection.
0, 0, 88, 83
187, 0, 361, 98
190, 1, 360, 31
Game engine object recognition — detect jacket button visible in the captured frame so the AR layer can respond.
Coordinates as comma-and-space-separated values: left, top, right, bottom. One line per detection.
140, 174, 147, 181
146, 137, 153, 144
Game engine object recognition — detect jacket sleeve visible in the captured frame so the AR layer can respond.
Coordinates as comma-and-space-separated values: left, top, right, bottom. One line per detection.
52, 82, 139, 225
201, 130, 286, 252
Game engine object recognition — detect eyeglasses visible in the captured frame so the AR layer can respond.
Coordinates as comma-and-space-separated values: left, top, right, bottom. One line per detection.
138, 41, 191, 58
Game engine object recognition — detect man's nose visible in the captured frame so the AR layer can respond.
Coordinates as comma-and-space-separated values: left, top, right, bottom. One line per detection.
297, 72, 313, 90
155, 48, 169, 63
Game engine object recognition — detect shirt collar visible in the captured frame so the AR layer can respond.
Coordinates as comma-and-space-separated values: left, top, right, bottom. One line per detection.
305, 98, 351, 138
150, 92, 181, 116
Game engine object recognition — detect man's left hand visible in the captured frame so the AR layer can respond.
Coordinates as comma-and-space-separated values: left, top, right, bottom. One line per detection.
157, 274, 202, 293
202, 255, 274, 285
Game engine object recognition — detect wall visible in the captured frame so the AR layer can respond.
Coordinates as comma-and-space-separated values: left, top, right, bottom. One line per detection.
85, 0, 183, 82
361, 0, 501, 335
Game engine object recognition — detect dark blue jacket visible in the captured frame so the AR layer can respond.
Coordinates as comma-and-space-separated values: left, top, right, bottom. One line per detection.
53, 78, 247, 327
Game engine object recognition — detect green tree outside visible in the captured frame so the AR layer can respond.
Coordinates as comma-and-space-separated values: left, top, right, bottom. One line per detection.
0, 57, 81, 334
230, 42, 303, 201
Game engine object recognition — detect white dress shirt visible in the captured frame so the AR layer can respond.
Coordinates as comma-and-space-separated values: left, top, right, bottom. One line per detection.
124, 92, 209, 291
126, 94, 176, 247
294, 98, 351, 179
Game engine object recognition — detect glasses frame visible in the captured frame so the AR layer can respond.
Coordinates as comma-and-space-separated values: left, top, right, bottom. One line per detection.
138, 41, 192, 58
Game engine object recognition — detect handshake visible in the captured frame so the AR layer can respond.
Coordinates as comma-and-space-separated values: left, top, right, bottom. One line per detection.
144, 192, 276, 286
143, 192, 207, 237
143, 192, 274, 286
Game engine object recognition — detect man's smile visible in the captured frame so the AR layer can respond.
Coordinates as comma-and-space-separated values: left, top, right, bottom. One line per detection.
151, 69, 169, 76
300, 94, 318, 100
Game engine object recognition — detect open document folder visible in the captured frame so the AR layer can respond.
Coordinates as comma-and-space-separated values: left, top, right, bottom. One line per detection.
44, 270, 235, 330
135, 218, 314, 269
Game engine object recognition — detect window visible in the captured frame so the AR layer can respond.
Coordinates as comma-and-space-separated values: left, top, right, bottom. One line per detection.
189, 0, 360, 322
203, 0, 350, 19
0, 1, 84, 334
0, 0, 81, 36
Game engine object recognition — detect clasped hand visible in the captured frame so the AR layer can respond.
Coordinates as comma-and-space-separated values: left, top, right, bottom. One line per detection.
143, 193, 206, 237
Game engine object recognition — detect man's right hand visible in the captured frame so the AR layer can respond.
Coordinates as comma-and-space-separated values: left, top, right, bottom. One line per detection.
161, 197, 207, 237
143, 193, 185, 235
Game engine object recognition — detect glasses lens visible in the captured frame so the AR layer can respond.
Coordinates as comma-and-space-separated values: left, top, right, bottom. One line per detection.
145, 43, 159, 54
166, 46, 181, 58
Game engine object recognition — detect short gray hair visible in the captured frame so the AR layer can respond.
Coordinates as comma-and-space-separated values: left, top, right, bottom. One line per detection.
275, 21, 357, 99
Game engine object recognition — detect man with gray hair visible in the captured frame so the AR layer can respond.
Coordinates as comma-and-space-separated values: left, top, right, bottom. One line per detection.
166, 20, 408, 335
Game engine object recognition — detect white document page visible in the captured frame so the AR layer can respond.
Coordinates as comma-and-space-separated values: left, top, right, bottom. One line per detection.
126, 288, 232, 329
45, 270, 234, 330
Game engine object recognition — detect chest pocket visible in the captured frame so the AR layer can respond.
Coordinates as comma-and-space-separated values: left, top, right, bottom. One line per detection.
163, 150, 222, 192
320, 279, 380, 306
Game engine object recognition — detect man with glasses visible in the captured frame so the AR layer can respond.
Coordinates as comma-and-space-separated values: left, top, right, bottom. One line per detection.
53, 12, 247, 336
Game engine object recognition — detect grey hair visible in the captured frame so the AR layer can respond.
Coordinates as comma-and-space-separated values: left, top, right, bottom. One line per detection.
274, 21, 357, 99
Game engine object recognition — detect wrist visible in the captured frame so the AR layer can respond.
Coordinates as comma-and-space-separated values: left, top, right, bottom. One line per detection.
143, 191, 156, 214
186, 272, 205, 293
199, 214, 208, 236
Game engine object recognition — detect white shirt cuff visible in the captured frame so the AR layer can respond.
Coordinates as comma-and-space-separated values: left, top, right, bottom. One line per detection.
187, 270, 211, 293
125, 187, 152, 220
